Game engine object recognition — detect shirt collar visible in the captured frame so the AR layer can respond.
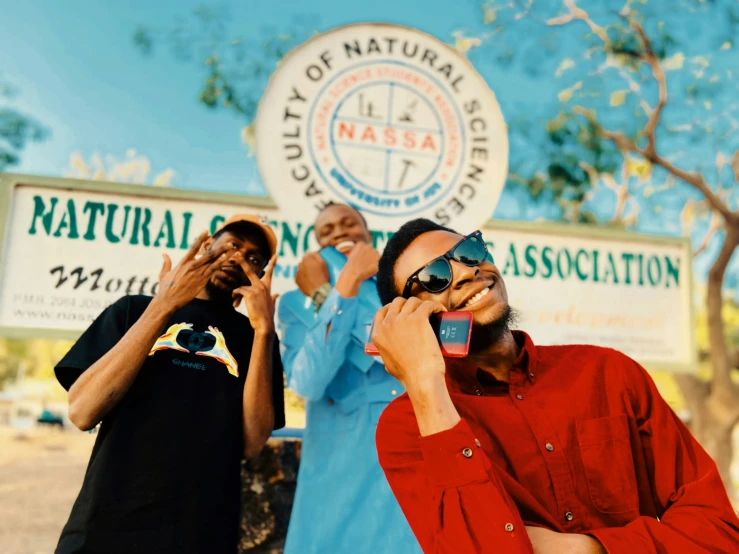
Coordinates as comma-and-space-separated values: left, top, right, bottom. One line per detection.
445, 330, 536, 395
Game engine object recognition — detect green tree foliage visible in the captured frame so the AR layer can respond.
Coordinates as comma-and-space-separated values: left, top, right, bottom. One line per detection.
0, 77, 49, 171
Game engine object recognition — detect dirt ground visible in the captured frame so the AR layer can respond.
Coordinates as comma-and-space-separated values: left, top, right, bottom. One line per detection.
0, 404, 305, 554
0, 427, 95, 554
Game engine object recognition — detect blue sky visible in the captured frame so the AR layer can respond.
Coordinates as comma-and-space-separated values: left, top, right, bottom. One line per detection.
1, 0, 483, 194
2, 0, 737, 290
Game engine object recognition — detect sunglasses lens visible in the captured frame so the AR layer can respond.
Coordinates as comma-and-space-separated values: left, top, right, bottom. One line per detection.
417, 259, 453, 293
454, 236, 488, 266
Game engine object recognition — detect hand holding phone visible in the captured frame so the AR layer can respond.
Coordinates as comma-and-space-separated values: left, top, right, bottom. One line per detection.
366, 311, 473, 359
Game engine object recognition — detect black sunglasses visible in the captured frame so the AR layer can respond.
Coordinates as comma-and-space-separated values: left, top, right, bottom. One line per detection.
402, 231, 492, 298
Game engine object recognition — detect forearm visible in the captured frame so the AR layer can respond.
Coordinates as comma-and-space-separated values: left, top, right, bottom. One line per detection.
404, 379, 535, 551
334, 265, 362, 298
242, 331, 275, 459
586, 468, 739, 553
283, 290, 358, 399
67, 298, 174, 430
595, 359, 739, 553
378, 416, 533, 553
406, 374, 461, 437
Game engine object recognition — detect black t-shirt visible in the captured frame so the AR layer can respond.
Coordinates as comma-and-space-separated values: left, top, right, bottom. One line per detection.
54, 295, 285, 554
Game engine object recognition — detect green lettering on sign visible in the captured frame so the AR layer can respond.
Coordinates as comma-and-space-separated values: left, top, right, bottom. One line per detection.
83, 202, 105, 241
180, 212, 193, 250
556, 249, 572, 279
28, 195, 57, 235
621, 253, 635, 285
104, 203, 128, 244
665, 257, 680, 287
53, 199, 80, 239
523, 245, 537, 278
130, 207, 152, 246
503, 243, 520, 276
541, 246, 554, 279
574, 249, 588, 281
603, 252, 619, 284
647, 255, 662, 286
153, 210, 176, 248
279, 221, 302, 257
210, 215, 225, 236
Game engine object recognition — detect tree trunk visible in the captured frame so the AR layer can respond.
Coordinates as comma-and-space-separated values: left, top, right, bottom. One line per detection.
677, 223, 739, 506
705, 225, 739, 401
675, 374, 738, 506
699, 414, 736, 506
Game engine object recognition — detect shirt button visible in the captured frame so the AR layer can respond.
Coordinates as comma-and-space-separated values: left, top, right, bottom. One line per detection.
565, 511, 574, 521
516, 394, 523, 400
545, 443, 554, 452
505, 523, 514, 532
462, 448, 473, 458
337, 310, 343, 315
529, 372, 535, 378
391, 390, 397, 396
475, 389, 482, 396
475, 439, 481, 447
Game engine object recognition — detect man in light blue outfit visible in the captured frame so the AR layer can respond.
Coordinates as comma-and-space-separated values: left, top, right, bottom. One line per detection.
277, 203, 421, 554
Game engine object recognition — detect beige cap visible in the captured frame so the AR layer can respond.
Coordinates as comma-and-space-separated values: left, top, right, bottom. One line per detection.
216, 213, 278, 259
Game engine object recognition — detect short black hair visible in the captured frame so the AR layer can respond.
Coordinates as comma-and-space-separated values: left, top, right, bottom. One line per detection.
318, 201, 368, 228
377, 218, 457, 305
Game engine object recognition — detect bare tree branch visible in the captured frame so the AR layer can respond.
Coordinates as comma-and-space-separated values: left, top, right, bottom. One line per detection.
694, 212, 723, 257
600, 128, 738, 223
548, 0, 610, 45
562, 2, 737, 223
579, 160, 634, 224
731, 150, 739, 182
614, 159, 631, 222
629, 21, 667, 158
554, 0, 739, 504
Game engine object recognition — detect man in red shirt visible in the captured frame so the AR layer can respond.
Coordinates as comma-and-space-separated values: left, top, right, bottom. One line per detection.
371, 218, 739, 554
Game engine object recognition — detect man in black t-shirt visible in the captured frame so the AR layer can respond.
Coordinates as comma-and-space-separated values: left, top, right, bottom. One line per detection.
54, 214, 286, 554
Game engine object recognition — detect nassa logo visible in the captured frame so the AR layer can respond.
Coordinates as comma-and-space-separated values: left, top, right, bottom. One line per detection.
255, 23, 508, 230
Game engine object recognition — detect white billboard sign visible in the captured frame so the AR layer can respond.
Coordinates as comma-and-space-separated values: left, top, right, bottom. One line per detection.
483, 223, 693, 368
0, 175, 695, 372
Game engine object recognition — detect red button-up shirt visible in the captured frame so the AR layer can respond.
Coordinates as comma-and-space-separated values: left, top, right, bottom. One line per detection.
376, 332, 739, 553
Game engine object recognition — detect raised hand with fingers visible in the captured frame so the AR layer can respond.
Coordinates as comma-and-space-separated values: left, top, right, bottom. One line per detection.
335, 242, 381, 298
295, 252, 330, 297
232, 254, 278, 335
371, 297, 447, 390
154, 231, 237, 312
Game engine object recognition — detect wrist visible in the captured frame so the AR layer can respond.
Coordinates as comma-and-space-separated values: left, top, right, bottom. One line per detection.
147, 296, 178, 320
253, 328, 276, 343
580, 535, 606, 554
405, 374, 460, 437
310, 282, 332, 311
335, 269, 361, 298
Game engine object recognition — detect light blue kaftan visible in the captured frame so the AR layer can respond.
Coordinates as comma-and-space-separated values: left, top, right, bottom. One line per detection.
278, 284, 422, 554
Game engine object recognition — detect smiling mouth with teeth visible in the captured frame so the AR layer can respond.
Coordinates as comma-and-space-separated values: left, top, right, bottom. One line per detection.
461, 286, 492, 310
336, 240, 355, 253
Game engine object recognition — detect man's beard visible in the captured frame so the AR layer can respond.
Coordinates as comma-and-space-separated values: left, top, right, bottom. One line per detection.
205, 279, 236, 305
469, 304, 519, 353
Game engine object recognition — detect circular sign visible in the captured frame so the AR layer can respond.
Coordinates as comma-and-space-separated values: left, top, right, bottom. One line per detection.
255, 23, 508, 230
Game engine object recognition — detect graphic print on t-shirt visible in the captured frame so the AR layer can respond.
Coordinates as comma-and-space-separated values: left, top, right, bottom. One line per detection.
149, 323, 239, 377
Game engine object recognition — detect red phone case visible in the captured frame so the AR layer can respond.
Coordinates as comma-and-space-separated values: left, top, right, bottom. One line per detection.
365, 311, 473, 358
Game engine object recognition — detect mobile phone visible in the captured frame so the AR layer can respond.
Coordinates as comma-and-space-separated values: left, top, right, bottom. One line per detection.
364, 311, 473, 358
